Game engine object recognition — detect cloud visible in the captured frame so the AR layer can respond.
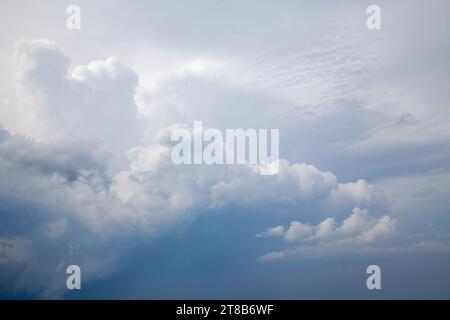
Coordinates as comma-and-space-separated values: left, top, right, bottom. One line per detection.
358, 215, 398, 243
209, 160, 387, 216
3, 39, 144, 171
337, 207, 374, 236
257, 207, 399, 261
0, 123, 390, 297
0, 129, 107, 182
0, 30, 449, 299
255, 225, 285, 239
0, 38, 398, 297
0, 238, 31, 265
0, 130, 134, 297
284, 221, 313, 242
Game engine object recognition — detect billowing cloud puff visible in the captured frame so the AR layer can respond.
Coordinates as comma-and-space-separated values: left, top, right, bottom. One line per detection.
255, 225, 285, 238
257, 207, 399, 261
4, 39, 143, 170
209, 160, 387, 216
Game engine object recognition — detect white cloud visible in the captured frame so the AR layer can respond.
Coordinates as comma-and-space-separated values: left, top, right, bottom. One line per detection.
255, 225, 285, 239
337, 207, 373, 237
284, 221, 313, 242
258, 207, 399, 261
358, 215, 398, 243
313, 218, 336, 240
208, 159, 388, 217
3, 39, 144, 171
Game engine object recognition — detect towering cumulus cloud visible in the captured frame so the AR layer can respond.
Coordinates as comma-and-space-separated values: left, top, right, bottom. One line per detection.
1, 4, 450, 298
0, 39, 395, 297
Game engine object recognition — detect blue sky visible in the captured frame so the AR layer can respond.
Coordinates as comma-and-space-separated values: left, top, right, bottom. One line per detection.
1, 0, 450, 299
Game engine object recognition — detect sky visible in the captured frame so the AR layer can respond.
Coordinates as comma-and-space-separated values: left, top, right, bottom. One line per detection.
0, 0, 450, 299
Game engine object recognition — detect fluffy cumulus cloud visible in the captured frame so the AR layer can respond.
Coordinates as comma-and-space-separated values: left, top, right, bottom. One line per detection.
258, 207, 399, 261
3, 39, 144, 171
